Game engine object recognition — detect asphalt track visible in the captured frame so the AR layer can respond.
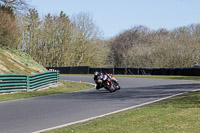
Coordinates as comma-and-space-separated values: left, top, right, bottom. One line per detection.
0, 75, 200, 133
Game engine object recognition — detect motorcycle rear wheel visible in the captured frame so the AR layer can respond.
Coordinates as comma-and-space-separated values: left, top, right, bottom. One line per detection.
105, 82, 115, 92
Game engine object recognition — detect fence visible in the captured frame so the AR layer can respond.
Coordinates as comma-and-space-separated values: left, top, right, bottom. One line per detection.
46, 66, 200, 76
0, 71, 59, 93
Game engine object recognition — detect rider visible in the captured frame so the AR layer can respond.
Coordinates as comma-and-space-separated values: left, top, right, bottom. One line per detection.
94, 71, 119, 91
94, 71, 109, 90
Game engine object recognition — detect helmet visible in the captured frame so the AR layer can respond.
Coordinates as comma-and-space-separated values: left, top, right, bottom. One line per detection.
94, 71, 99, 76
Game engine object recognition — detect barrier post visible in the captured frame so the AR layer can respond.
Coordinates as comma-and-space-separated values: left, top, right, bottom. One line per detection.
57, 71, 59, 84
27, 75, 30, 91
125, 67, 127, 75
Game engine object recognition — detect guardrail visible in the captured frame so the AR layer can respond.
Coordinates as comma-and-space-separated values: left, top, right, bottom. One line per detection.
0, 71, 59, 93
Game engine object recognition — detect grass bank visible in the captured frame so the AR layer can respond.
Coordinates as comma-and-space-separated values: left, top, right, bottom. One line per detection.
0, 81, 94, 102
43, 90, 200, 133
0, 47, 47, 74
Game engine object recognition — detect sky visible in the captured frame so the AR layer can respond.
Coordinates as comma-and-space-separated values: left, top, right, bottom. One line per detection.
29, 0, 200, 38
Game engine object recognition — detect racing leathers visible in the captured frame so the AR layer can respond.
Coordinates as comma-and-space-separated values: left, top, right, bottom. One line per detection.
94, 72, 108, 90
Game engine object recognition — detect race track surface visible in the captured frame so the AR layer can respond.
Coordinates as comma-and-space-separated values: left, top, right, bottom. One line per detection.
0, 75, 200, 133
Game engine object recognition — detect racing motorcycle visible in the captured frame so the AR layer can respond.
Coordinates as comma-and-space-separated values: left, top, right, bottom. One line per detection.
94, 73, 120, 92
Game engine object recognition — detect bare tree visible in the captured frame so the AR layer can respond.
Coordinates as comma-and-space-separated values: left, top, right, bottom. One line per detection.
108, 24, 200, 68
109, 25, 151, 67
71, 12, 102, 41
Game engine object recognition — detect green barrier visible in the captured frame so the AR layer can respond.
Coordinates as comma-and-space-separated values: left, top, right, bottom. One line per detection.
0, 71, 59, 93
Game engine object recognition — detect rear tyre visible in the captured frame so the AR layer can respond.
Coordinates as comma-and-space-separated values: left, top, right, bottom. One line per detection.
105, 81, 115, 92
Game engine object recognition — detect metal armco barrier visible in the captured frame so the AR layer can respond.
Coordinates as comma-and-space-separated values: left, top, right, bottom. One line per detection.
0, 71, 59, 93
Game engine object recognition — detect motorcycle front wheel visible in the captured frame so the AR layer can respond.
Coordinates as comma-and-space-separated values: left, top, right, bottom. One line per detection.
112, 80, 120, 90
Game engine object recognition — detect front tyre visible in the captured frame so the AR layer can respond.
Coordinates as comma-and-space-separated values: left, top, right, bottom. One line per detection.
112, 80, 120, 90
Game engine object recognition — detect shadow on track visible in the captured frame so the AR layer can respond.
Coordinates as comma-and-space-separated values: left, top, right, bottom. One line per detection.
43, 83, 200, 102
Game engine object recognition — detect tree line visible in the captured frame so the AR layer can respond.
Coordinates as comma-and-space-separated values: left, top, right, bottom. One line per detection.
108, 25, 200, 68
0, 0, 107, 67
0, 0, 200, 68
17, 10, 107, 67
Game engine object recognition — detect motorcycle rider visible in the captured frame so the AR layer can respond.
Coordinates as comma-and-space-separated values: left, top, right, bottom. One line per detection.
94, 71, 120, 91
94, 71, 117, 89
94, 71, 105, 90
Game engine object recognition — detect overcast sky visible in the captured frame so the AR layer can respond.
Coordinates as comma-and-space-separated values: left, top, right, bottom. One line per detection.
29, 0, 200, 38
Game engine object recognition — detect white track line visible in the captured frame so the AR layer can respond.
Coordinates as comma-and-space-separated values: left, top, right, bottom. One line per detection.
33, 88, 200, 133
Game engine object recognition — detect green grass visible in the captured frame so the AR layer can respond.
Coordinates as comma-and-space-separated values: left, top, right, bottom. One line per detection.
0, 81, 94, 102
43, 91, 200, 133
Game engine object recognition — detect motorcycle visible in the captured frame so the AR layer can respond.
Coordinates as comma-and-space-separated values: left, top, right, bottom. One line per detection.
95, 74, 121, 92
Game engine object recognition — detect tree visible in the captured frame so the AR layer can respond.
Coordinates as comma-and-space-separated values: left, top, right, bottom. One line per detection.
109, 24, 200, 68
69, 12, 104, 67
35, 11, 73, 67
17, 11, 106, 67
109, 26, 151, 67
71, 12, 102, 41
0, 0, 28, 13
17, 8, 40, 55
0, 6, 19, 48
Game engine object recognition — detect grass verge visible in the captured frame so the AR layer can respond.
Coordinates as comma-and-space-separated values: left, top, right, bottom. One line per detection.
0, 81, 94, 102
43, 90, 200, 133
